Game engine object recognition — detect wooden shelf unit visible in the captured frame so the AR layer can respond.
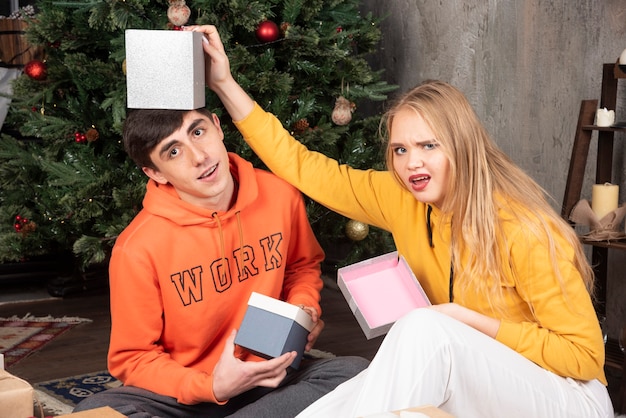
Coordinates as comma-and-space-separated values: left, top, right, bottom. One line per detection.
562, 62, 625, 413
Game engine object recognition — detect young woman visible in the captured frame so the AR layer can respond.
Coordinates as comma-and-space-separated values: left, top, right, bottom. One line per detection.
192, 25, 614, 417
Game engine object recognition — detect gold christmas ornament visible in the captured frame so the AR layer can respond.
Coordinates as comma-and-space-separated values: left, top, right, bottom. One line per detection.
345, 219, 369, 241
331, 96, 355, 126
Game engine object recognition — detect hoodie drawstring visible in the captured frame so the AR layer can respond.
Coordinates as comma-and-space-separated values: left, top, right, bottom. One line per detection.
212, 211, 244, 278
426, 204, 454, 302
449, 263, 454, 303
426, 205, 434, 248
235, 211, 244, 271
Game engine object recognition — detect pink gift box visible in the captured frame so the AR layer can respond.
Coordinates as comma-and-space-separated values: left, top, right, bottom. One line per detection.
337, 251, 430, 339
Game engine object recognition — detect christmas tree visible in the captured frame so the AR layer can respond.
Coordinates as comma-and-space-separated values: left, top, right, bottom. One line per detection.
0, 0, 397, 278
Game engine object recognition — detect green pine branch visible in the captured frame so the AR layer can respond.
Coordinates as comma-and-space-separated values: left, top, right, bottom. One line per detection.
1, 0, 398, 270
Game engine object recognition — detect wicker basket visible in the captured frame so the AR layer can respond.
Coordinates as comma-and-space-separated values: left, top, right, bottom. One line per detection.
0, 19, 43, 67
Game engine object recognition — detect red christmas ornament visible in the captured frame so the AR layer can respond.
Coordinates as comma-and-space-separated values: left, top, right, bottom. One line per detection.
14, 215, 28, 232
74, 131, 87, 143
256, 20, 280, 43
24, 60, 47, 81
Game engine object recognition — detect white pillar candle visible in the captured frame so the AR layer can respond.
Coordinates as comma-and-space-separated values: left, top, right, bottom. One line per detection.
596, 108, 616, 127
591, 183, 619, 219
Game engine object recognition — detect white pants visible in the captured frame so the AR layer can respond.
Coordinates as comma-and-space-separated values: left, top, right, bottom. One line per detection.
297, 309, 614, 418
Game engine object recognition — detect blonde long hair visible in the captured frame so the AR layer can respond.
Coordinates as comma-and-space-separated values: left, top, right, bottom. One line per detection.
382, 80, 593, 313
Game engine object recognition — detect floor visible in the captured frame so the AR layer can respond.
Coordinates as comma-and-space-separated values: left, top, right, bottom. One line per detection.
1, 277, 624, 414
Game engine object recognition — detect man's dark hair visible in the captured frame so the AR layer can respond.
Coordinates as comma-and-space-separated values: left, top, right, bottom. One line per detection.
123, 107, 214, 169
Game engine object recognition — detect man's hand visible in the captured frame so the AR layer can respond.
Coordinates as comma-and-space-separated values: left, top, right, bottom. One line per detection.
212, 330, 296, 402
298, 305, 325, 352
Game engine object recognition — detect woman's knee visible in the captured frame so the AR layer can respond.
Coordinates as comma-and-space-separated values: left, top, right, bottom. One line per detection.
393, 308, 448, 333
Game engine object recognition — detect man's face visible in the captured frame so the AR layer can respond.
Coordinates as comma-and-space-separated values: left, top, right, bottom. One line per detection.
143, 110, 234, 211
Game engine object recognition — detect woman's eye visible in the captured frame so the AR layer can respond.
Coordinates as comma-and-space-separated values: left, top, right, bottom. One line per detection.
393, 146, 406, 155
424, 143, 437, 150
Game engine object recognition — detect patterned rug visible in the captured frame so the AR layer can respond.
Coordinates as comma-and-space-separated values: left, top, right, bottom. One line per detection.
0, 314, 91, 368
34, 370, 121, 415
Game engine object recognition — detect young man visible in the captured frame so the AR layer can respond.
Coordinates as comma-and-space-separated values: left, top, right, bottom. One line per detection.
73, 107, 368, 417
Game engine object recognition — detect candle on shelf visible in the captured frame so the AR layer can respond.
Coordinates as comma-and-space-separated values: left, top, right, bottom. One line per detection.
591, 183, 619, 219
595, 107, 615, 127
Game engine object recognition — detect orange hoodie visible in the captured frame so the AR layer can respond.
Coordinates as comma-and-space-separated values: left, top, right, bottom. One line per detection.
107, 153, 324, 405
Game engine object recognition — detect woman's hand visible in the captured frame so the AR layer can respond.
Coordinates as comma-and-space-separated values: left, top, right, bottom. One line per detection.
429, 303, 501, 338
183, 24, 255, 121
183, 25, 230, 90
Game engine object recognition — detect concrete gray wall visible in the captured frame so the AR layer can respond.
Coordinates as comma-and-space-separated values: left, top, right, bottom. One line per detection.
361, 0, 626, 339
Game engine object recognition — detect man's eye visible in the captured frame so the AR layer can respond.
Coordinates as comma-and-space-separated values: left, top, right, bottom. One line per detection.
169, 148, 180, 158
193, 128, 204, 137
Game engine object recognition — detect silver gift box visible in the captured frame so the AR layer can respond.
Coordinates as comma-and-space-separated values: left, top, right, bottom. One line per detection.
125, 29, 205, 110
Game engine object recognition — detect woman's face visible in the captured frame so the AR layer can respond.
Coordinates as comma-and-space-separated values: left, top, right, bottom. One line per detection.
390, 108, 450, 207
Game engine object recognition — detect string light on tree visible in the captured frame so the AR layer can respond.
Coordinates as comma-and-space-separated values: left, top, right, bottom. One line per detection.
345, 219, 369, 241
256, 20, 280, 43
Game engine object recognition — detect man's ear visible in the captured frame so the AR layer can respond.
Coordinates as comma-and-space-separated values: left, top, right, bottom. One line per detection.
211, 113, 225, 142
142, 166, 168, 184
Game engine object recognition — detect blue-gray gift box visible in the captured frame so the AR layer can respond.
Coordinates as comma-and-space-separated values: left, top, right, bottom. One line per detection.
234, 292, 314, 369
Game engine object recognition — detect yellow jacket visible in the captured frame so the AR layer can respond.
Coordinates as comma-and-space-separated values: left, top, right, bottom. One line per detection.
235, 103, 606, 385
